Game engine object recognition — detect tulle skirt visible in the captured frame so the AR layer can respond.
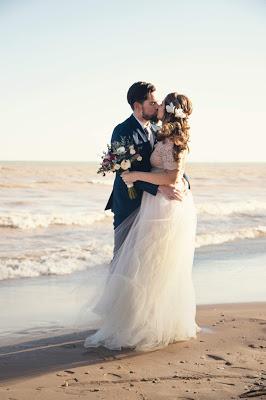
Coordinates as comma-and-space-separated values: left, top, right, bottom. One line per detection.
83, 188, 201, 352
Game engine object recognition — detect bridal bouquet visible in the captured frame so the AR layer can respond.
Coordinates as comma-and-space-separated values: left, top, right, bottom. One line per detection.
97, 138, 142, 199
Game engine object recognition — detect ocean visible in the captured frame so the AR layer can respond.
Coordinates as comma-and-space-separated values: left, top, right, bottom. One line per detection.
0, 161, 266, 343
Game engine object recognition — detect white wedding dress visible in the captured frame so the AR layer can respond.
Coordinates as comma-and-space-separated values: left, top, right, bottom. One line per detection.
83, 138, 201, 351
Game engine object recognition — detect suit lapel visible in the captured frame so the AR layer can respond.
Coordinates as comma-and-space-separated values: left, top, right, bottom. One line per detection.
150, 123, 160, 147
129, 114, 149, 145
136, 128, 148, 143
129, 114, 160, 151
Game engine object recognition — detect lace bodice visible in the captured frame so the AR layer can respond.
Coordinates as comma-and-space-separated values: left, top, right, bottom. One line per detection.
150, 138, 187, 182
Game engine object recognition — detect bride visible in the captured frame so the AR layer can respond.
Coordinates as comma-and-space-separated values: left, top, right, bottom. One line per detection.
83, 92, 201, 352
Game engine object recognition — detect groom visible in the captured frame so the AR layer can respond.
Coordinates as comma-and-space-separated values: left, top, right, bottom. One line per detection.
105, 81, 190, 253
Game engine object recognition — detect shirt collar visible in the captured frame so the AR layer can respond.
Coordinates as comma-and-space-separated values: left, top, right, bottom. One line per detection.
132, 113, 151, 130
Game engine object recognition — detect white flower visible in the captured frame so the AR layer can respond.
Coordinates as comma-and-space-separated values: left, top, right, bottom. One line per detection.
175, 108, 187, 118
137, 155, 142, 161
116, 146, 126, 154
130, 148, 136, 155
165, 102, 175, 114
114, 163, 121, 170
166, 102, 187, 119
120, 159, 131, 170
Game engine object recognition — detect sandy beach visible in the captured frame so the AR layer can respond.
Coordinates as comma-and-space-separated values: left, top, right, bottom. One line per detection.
0, 302, 265, 400
1, 0, 265, 395
1, 163, 265, 398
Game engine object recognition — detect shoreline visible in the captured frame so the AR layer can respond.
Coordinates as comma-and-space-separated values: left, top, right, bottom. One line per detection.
1, 240, 266, 347
0, 301, 265, 399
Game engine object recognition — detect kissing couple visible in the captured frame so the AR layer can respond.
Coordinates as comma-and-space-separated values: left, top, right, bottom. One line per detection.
84, 81, 201, 352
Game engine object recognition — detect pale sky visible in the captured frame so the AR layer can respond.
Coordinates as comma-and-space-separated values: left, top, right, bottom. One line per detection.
0, 0, 265, 162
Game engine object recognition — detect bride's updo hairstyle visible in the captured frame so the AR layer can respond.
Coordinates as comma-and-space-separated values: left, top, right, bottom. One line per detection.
157, 93, 192, 161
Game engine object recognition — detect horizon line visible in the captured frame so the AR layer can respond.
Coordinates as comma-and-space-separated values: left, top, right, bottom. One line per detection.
1, 160, 265, 164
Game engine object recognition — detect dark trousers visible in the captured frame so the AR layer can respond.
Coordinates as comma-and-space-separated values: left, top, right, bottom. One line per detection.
111, 207, 140, 262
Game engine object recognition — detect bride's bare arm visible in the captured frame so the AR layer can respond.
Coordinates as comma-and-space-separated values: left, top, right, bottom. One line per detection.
122, 147, 188, 186
122, 169, 179, 185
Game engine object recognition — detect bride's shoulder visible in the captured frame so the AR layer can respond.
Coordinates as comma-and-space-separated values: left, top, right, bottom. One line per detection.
165, 137, 174, 145
156, 137, 173, 146
160, 137, 175, 150
164, 138, 188, 153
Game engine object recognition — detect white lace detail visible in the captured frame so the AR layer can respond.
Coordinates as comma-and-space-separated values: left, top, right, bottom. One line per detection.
150, 138, 187, 182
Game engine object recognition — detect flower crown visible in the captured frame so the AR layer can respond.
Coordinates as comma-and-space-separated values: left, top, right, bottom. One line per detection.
165, 102, 187, 119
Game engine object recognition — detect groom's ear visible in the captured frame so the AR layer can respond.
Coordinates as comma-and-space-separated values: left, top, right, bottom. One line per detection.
131, 101, 137, 111
133, 101, 141, 113
130, 102, 136, 111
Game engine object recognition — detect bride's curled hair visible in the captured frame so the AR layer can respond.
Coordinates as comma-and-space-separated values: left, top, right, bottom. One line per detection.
157, 93, 192, 162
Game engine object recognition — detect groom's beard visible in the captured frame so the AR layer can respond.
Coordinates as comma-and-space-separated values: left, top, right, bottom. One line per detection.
141, 111, 158, 123
150, 115, 159, 124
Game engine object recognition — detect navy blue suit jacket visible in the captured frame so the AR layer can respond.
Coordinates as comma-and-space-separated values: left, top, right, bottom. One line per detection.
105, 114, 190, 228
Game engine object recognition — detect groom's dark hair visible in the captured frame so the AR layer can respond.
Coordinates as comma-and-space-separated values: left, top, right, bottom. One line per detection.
127, 81, 156, 110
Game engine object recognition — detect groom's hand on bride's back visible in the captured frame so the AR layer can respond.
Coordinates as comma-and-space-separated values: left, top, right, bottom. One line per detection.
158, 184, 185, 201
